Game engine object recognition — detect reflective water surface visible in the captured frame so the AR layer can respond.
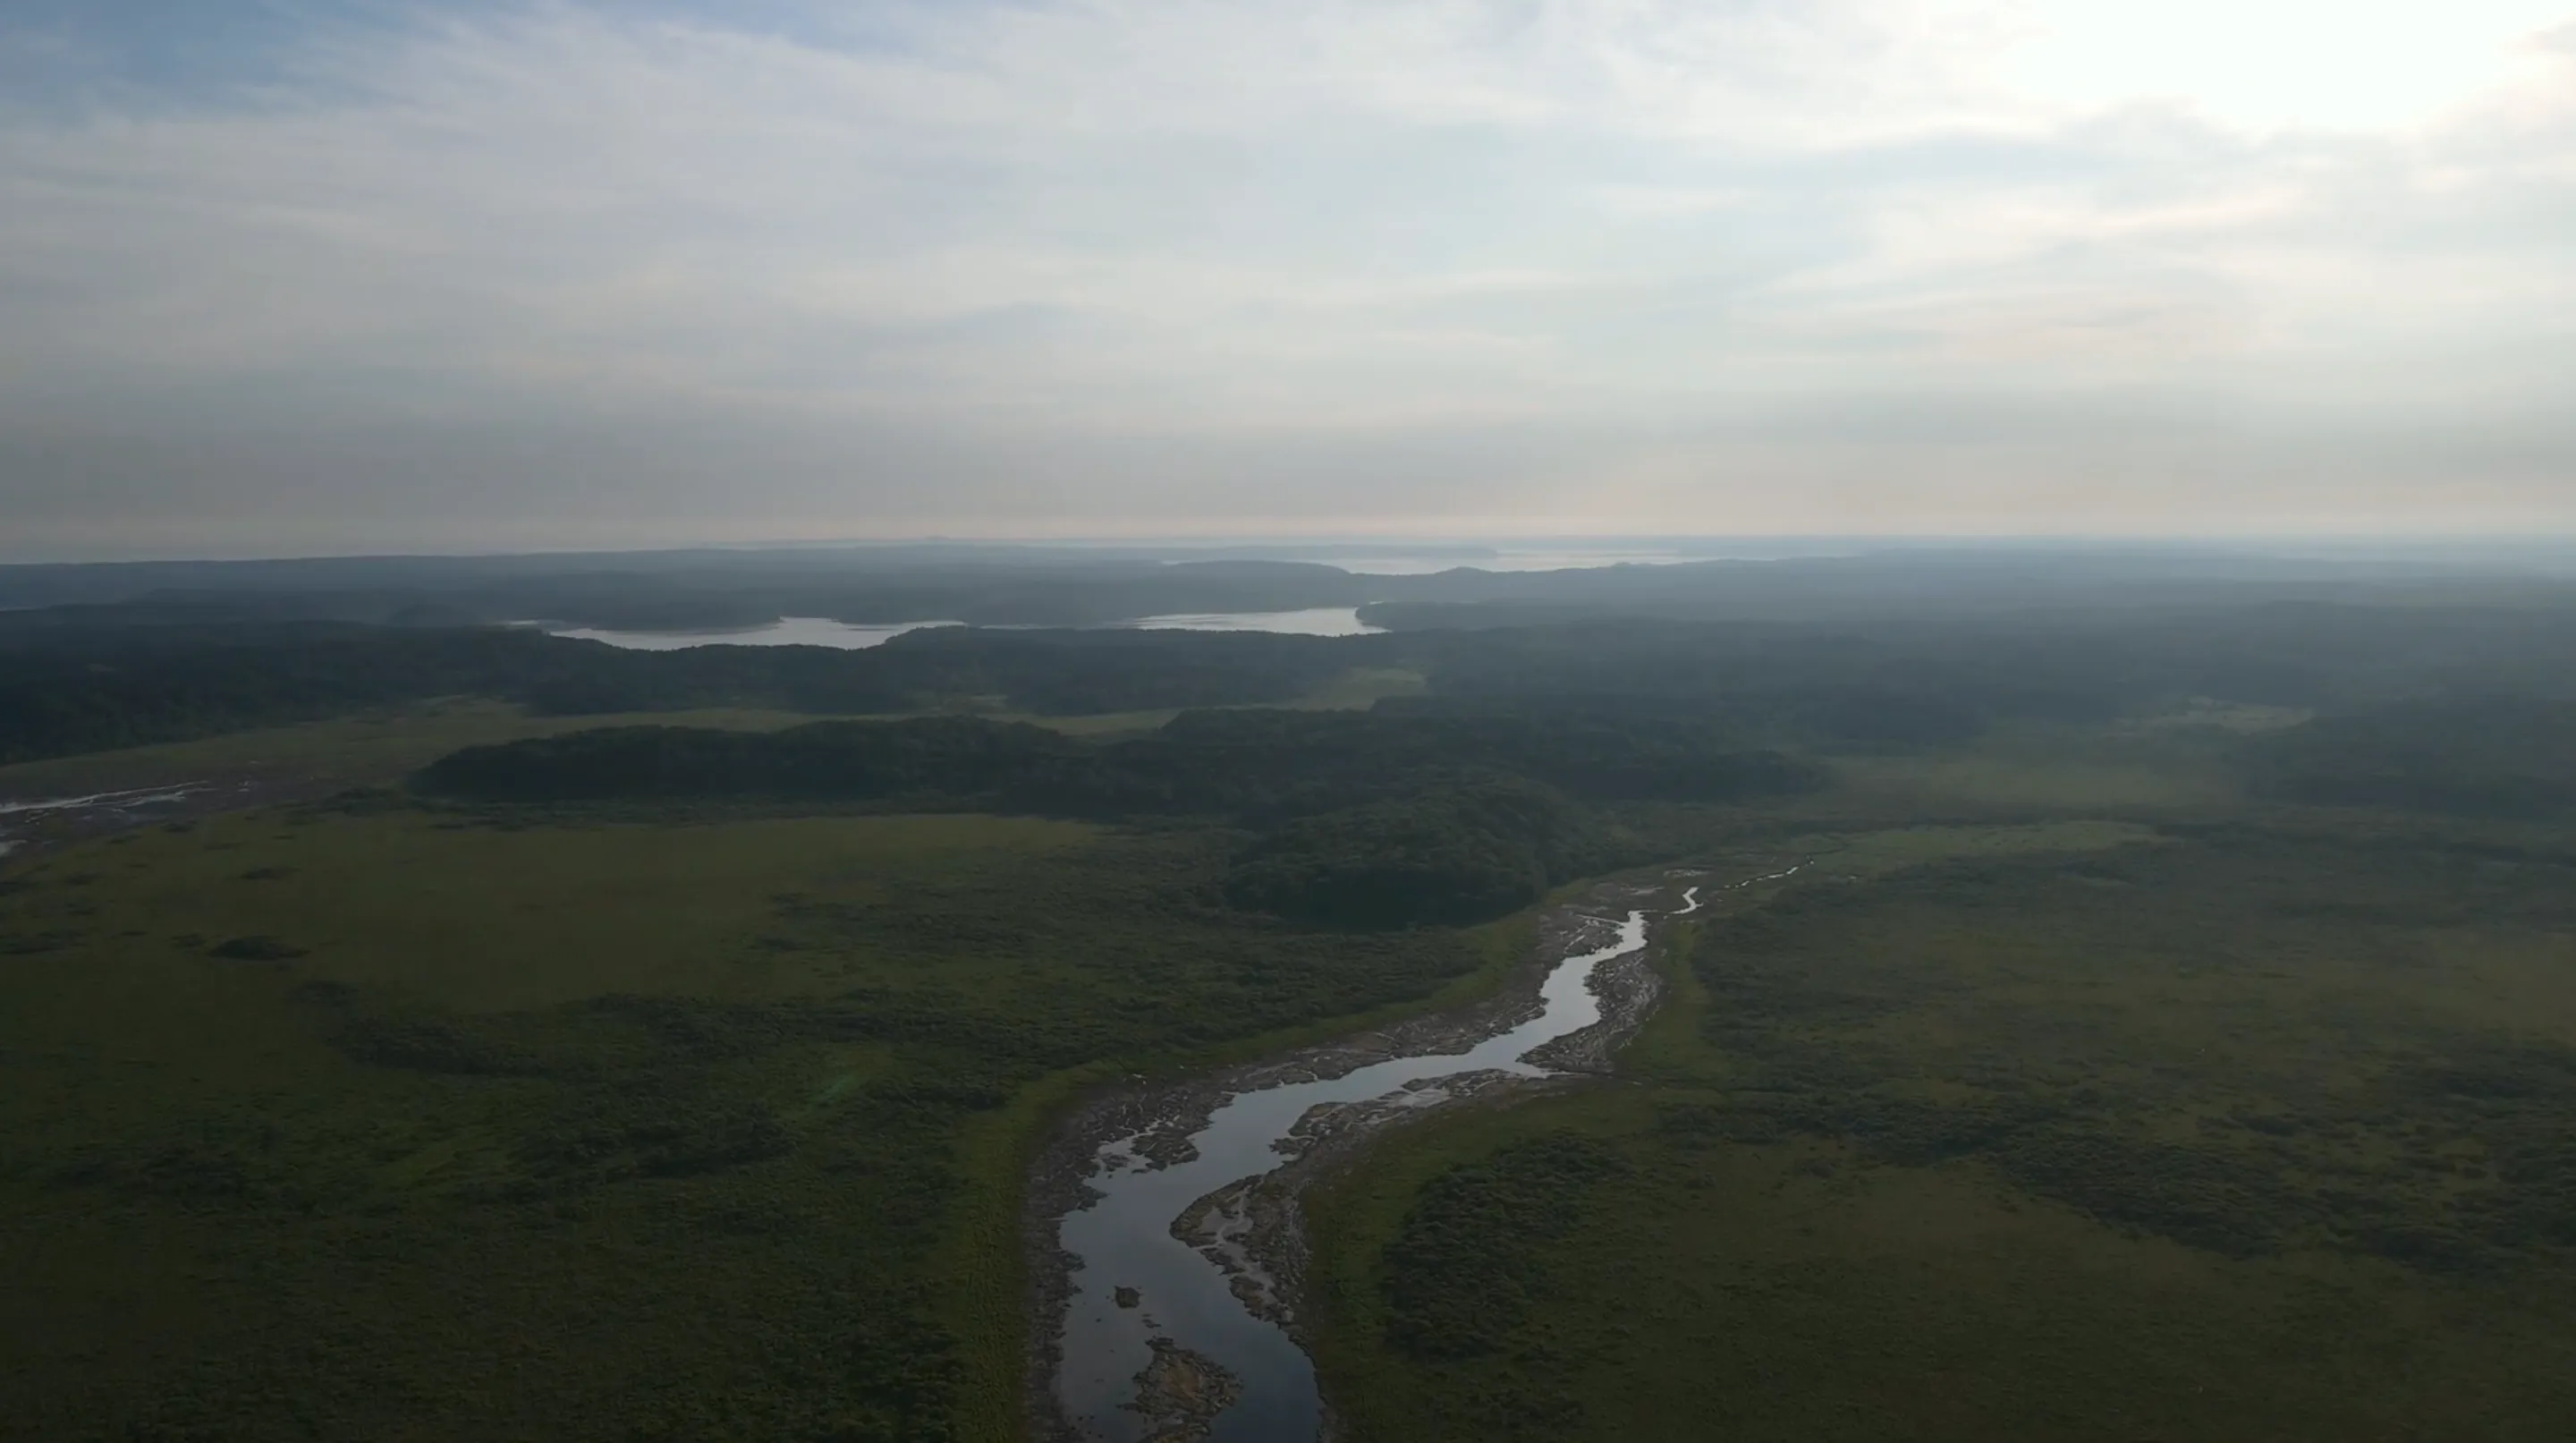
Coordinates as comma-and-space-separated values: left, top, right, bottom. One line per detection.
544, 617, 961, 650
1116, 608, 1384, 637
547, 609, 1384, 647
0, 784, 213, 858
1055, 896, 1691, 1442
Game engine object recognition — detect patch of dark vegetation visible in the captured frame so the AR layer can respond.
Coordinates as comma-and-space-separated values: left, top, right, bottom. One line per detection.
414, 709, 1824, 815
2248, 696, 2576, 819
335, 1015, 542, 1076
1, 929, 81, 955
1682, 837, 2576, 1273
82, 1282, 966, 1443
516, 1097, 795, 1184
416, 710, 1822, 927
0, 620, 1372, 762
1660, 1092, 2071, 1168
1992, 1131, 2304, 1258
207, 935, 307, 961
418, 715, 1087, 804
286, 978, 356, 1006
1382, 1133, 1630, 1363
1224, 784, 1594, 928
45, 1115, 382, 1216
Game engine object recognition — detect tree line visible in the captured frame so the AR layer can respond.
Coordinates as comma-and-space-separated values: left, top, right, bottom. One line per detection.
417, 709, 1826, 927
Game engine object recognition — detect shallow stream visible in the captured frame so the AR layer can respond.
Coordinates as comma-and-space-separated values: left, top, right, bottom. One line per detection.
1052, 888, 1701, 1441
0, 783, 213, 859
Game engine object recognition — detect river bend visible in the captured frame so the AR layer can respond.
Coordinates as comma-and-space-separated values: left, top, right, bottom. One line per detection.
1051, 885, 1706, 1442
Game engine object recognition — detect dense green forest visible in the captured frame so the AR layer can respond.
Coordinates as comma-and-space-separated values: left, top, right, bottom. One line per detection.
2247, 695, 2576, 819
416, 709, 1822, 814
0, 624, 1368, 764
9, 544, 2570, 632
415, 711, 1822, 927
14, 581, 2576, 769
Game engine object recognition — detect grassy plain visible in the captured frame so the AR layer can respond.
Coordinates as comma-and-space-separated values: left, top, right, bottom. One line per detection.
1308, 812, 2576, 1441
0, 795, 1517, 1441
1812, 723, 2243, 818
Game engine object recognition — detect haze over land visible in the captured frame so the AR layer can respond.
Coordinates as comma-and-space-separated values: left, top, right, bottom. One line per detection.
10, 9, 2576, 1443
6, 1, 2576, 557
11, 539, 2576, 1442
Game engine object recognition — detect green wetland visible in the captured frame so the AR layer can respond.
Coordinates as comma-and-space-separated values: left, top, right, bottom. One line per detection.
1308, 820, 2576, 1441
0, 802, 1513, 1441
7, 556, 2576, 1442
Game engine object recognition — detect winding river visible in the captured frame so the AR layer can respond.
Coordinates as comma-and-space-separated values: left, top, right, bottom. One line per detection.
1051, 886, 1707, 1442
0, 783, 215, 860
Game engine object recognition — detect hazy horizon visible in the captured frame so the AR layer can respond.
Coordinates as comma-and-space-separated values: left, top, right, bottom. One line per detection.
6, 2, 2572, 556
12, 531, 2576, 573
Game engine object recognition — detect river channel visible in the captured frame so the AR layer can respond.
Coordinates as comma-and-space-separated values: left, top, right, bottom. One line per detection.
1046, 883, 1710, 1442
0, 783, 218, 859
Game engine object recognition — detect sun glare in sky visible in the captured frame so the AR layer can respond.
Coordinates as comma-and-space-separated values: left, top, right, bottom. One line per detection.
2007, 0, 2572, 131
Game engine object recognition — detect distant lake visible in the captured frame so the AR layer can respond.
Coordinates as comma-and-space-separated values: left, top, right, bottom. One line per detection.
1117, 607, 1384, 637
548, 608, 1384, 650
546, 617, 961, 651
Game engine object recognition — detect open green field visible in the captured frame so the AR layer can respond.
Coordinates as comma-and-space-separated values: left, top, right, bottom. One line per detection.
1307, 819, 2576, 1441
0, 796, 1526, 1441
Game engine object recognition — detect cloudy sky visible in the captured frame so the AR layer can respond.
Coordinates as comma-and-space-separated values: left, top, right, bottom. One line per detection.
4, 1, 2572, 558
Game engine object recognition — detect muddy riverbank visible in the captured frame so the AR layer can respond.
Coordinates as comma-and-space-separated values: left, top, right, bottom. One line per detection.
0, 778, 292, 863
1025, 871, 1711, 1443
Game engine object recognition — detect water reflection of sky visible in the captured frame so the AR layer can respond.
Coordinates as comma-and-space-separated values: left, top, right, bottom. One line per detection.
555, 609, 1385, 649
544, 617, 960, 651
1058, 901, 1682, 1443
0, 784, 212, 860
1116, 607, 1382, 637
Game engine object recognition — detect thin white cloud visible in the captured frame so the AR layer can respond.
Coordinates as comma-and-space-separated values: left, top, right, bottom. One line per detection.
0, 0, 2572, 556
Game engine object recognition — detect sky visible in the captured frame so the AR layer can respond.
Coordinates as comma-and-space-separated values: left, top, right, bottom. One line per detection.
3, 0, 2572, 560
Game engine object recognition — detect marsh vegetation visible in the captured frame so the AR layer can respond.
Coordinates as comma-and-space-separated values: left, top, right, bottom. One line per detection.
1307, 818, 2576, 1441
6, 547, 2576, 1440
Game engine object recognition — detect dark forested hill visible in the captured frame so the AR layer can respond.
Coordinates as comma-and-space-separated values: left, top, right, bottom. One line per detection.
415, 709, 1826, 927
15, 573, 2576, 802
413, 709, 1824, 817
2247, 696, 2576, 819
0, 624, 1369, 765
